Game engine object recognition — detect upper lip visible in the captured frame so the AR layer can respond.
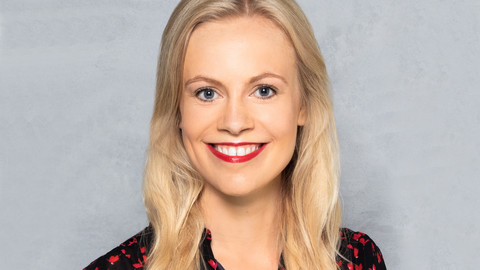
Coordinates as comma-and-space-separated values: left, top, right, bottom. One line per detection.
208, 142, 264, 146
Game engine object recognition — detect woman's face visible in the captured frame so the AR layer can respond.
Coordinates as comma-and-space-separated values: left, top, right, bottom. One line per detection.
180, 15, 305, 198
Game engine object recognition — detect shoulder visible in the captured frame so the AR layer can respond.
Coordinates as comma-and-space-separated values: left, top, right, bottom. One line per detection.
83, 226, 154, 270
336, 228, 387, 270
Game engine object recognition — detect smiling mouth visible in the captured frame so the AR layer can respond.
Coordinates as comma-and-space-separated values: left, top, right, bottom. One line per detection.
207, 143, 266, 163
213, 144, 262, 156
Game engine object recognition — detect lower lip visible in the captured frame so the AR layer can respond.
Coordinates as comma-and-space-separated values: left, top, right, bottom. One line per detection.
207, 144, 266, 163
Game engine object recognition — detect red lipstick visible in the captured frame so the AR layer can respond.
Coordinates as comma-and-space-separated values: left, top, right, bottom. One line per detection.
207, 143, 266, 163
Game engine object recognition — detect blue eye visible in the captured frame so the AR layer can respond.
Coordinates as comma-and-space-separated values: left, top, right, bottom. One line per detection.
253, 85, 276, 99
196, 88, 218, 101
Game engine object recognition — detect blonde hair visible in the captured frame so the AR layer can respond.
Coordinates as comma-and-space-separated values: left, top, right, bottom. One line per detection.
143, 0, 341, 269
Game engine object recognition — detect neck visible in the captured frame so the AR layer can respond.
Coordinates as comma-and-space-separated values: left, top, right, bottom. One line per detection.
200, 178, 283, 269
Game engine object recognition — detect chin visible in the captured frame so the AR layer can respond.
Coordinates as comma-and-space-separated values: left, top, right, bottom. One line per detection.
203, 173, 282, 200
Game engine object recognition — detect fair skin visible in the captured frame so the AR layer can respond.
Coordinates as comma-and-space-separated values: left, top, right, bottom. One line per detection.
180, 15, 305, 270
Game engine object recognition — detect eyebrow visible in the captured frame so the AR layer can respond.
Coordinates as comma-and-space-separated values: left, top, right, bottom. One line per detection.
249, 72, 288, 85
184, 72, 288, 88
184, 76, 223, 88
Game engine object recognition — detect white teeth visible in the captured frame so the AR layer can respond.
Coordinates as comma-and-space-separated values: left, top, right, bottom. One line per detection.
237, 147, 246, 156
213, 144, 262, 157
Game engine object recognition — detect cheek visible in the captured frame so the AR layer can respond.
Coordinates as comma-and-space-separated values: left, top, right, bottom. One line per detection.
256, 103, 300, 137
178, 111, 204, 170
179, 102, 204, 136
179, 101, 217, 152
179, 103, 197, 155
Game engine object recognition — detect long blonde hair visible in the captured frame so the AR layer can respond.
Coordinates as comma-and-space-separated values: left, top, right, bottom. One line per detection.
143, 0, 341, 269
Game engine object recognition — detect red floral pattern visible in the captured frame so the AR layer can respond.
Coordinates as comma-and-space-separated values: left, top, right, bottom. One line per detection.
84, 226, 386, 270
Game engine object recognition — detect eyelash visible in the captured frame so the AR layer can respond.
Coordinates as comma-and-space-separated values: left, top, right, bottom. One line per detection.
194, 88, 218, 102
253, 85, 277, 99
193, 85, 278, 102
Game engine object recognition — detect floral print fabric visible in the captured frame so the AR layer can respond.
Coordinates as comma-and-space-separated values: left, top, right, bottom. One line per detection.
84, 226, 386, 270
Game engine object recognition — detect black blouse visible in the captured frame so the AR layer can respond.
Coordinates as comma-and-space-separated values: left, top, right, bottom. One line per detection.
84, 226, 386, 270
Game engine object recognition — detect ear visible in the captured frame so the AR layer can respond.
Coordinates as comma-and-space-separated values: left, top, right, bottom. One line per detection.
297, 106, 306, 126
179, 119, 183, 129
177, 110, 183, 129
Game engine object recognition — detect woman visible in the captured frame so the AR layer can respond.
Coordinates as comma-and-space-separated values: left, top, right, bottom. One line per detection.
85, 0, 386, 269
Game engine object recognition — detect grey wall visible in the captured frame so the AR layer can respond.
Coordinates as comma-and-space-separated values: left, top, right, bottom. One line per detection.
0, 0, 478, 269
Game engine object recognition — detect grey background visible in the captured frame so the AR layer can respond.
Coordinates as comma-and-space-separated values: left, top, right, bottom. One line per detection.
0, 0, 478, 269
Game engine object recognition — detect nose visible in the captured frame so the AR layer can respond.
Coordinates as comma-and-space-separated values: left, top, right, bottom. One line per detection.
217, 97, 254, 135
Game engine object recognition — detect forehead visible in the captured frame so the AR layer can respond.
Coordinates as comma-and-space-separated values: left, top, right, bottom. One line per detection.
183, 15, 297, 82
191, 15, 289, 44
